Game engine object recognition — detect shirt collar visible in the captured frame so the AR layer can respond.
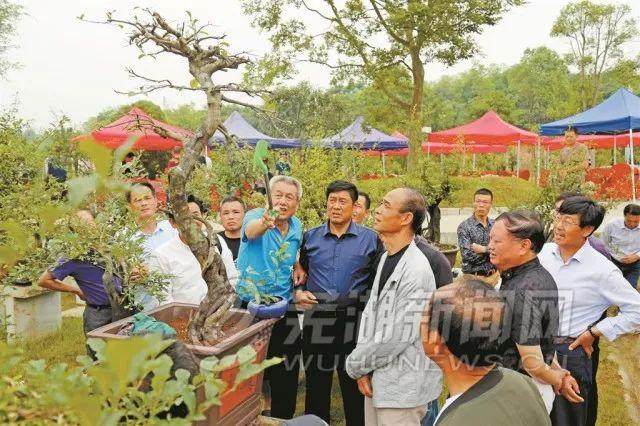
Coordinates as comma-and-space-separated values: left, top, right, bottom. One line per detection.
501, 257, 540, 280
618, 219, 640, 231
551, 240, 590, 264
470, 215, 493, 228
323, 220, 359, 238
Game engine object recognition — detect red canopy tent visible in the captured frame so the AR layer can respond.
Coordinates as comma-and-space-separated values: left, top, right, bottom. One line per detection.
429, 111, 539, 176
371, 131, 508, 156
429, 111, 538, 145
74, 107, 193, 151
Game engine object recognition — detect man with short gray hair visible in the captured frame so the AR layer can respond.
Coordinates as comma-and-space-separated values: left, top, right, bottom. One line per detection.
236, 174, 304, 419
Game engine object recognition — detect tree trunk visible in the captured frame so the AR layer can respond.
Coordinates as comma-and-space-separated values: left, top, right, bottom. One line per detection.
407, 49, 424, 173
167, 89, 237, 345
425, 203, 442, 244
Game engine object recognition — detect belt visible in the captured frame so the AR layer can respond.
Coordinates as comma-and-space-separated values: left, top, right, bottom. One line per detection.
87, 303, 112, 310
554, 336, 576, 344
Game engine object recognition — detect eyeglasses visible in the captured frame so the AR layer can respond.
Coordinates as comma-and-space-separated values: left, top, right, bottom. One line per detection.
553, 214, 580, 228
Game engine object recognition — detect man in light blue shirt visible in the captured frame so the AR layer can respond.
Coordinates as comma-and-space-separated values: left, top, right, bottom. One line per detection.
236, 175, 304, 420
602, 203, 640, 287
538, 196, 640, 426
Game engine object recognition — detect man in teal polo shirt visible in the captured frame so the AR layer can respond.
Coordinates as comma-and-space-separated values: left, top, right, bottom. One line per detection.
236, 175, 304, 419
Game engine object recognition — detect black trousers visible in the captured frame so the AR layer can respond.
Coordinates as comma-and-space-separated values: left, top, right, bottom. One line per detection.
551, 343, 593, 426
302, 305, 364, 426
264, 307, 302, 419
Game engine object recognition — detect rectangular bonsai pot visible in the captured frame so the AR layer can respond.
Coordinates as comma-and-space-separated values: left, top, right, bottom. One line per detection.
87, 302, 277, 426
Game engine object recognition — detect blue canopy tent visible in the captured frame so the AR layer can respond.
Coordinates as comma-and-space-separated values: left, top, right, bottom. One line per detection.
540, 88, 640, 200
211, 111, 301, 149
324, 116, 407, 151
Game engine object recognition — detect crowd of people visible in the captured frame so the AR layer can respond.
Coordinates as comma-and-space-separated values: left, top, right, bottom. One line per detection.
36, 174, 640, 426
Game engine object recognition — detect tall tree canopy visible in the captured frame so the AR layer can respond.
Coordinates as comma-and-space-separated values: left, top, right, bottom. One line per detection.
0, 0, 22, 77
552, 0, 638, 109
242, 0, 523, 170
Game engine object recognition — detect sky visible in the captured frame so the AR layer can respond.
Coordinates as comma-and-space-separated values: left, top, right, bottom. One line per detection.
2, 0, 640, 129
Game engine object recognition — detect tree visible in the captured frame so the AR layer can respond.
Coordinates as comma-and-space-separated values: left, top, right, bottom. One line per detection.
242, 0, 523, 171
551, 0, 638, 109
0, 0, 21, 77
258, 81, 352, 140
164, 103, 208, 131
506, 47, 575, 129
91, 9, 265, 344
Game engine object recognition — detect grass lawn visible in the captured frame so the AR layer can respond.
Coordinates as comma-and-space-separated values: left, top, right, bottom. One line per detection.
443, 175, 542, 209
5, 315, 639, 425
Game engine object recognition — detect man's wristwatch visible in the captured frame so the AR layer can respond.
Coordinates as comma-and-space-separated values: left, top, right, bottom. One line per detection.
587, 323, 598, 339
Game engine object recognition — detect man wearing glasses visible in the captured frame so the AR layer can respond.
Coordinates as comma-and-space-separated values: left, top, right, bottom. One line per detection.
457, 188, 499, 285
538, 196, 640, 425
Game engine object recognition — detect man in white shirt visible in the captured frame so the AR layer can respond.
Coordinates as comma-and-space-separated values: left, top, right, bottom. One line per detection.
127, 182, 178, 253
601, 203, 640, 288
187, 195, 238, 289
538, 196, 640, 425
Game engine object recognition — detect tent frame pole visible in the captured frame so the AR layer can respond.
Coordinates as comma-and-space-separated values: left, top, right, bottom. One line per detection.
631, 129, 636, 201
536, 137, 541, 186
382, 152, 387, 176
516, 140, 521, 178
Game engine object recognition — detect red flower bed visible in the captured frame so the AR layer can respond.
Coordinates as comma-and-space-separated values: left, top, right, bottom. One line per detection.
586, 164, 640, 200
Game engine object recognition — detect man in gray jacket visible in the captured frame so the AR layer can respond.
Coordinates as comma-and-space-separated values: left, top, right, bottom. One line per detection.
346, 188, 442, 425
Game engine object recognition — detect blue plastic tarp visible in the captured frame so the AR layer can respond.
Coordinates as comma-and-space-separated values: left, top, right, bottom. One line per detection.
211, 111, 301, 149
540, 88, 640, 135
324, 116, 407, 151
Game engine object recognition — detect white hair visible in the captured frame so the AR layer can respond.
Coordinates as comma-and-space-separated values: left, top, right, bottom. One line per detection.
269, 175, 303, 200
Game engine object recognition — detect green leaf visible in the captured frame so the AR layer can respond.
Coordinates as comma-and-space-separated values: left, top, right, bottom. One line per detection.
190, 78, 200, 89
113, 137, 137, 165
235, 345, 257, 365
78, 140, 114, 178
253, 139, 270, 174
200, 356, 220, 373
67, 175, 101, 206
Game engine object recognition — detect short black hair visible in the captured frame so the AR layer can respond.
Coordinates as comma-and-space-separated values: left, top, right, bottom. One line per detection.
555, 191, 582, 204
474, 188, 493, 200
399, 188, 426, 234
220, 195, 246, 211
125, 181, 156, 203
557, 196, 605, 234
359, 192, 371, 210
428, 280, 506, 367
624, 203, 640, 216
326, 180, 358, 203
187, 194, 207, 214
496, 210, 545, 253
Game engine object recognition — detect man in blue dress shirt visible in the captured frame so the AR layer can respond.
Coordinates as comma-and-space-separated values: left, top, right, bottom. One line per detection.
295, 180, 382, 426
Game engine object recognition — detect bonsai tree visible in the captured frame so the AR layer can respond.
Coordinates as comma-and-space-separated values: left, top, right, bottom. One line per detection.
403, 154, 457, 245
91, 9, 269, 344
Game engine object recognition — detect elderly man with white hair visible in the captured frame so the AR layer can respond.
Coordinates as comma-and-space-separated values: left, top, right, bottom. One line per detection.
236, 175, 304, 420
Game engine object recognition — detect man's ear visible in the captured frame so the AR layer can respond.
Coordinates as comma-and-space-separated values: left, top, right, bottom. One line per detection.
582, 226, 595, 238
401, 212, 414, 228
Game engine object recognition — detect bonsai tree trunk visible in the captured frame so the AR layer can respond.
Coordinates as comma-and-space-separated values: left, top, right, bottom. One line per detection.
425, 203, 442, 244
167, 92, 237, 345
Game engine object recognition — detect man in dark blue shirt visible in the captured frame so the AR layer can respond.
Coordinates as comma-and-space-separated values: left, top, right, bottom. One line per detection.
295, 180, 382, 426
